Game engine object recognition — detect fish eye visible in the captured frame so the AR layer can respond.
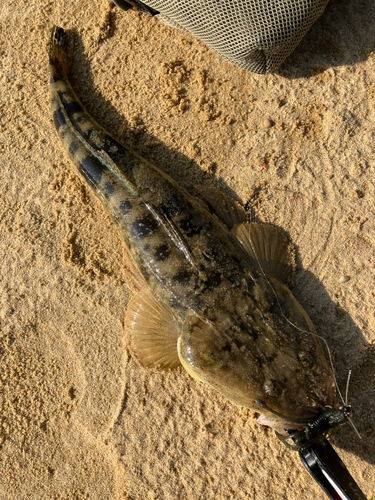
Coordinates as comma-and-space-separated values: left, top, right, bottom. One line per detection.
263, 379, 282, 397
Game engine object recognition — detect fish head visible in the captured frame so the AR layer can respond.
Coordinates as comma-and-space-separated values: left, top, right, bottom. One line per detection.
177, 276, 340, 443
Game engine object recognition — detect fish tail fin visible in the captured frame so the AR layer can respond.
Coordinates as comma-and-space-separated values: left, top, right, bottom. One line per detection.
49, 26, 69, 76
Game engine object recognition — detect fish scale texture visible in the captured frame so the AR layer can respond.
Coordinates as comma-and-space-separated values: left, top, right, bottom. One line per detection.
134, 0, 330, 73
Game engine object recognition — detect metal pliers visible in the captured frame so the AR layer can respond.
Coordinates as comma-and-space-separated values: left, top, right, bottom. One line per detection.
299, 439, 367, 500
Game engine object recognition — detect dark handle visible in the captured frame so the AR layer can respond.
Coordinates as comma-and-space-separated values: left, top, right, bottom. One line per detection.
298, 439, 367, 500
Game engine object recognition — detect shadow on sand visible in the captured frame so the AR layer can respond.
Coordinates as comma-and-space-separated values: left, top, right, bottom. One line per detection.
279, 0, 375, 78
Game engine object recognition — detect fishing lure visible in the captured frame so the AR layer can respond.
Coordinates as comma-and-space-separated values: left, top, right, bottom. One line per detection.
49, 25, 351, 451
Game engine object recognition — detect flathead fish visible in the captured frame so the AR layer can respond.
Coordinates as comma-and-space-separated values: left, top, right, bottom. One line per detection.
49, 26, 350, 449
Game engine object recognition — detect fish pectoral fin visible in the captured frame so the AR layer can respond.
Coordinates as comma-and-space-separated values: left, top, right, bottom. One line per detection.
194, 185, 246, 229
230, 223, 295, 287
125, 288, 181, 370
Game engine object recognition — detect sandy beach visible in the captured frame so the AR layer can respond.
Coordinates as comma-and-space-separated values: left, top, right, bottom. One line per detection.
1, 0, 375, 498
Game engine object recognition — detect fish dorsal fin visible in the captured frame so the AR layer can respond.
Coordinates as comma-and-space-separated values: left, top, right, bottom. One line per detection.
231, 223, 295, 286
194, 186, 246, 229
125, 288, 181, 369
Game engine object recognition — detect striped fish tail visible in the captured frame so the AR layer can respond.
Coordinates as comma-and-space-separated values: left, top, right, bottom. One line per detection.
49, 26, 69, 79
49, 26, 139, 232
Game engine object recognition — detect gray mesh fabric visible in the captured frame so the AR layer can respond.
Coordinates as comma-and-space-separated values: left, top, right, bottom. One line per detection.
130, 0, 330, 74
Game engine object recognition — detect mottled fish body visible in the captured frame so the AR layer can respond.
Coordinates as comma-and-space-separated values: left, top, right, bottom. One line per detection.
50, 26, 348, 446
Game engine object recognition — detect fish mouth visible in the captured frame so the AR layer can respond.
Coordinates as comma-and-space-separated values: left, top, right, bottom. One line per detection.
257, 401, 351, 450
256, 413, 305, 434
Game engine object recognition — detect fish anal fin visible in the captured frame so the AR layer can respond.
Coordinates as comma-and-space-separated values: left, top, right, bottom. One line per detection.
122, 244, 147, 293
178, 315, 221, 382
231, 223, 295, 287
125, 288, 181, 370
194, 186, 246, 229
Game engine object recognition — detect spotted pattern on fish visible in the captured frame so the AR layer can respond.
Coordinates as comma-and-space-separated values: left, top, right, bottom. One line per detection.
49, 31, 248, 318
49, 27, 342, 441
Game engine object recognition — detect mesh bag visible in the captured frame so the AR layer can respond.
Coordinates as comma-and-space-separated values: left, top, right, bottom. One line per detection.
113, 0, 330, 74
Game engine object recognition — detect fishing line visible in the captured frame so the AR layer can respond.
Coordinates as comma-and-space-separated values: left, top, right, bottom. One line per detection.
345, 370, 352, 407
246, 211, 361, 438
